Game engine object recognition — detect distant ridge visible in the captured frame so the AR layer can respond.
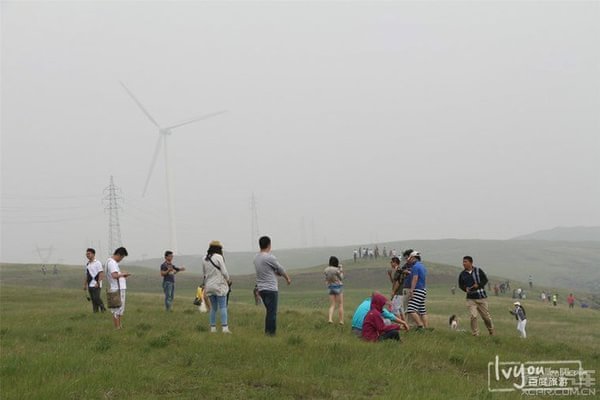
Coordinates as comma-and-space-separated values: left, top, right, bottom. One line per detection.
130, 238, 600, 293
511, 226, 600, 242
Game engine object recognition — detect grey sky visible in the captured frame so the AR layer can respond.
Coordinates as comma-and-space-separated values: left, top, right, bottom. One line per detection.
1, 1, 599, 264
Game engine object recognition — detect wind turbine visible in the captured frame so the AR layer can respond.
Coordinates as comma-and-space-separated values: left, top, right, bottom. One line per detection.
120, 81, 226, 252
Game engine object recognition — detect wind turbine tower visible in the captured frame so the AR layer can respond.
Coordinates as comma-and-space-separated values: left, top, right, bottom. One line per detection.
103, 176, 123, 256
120, 81, 226, 252
250, 193, 260, 250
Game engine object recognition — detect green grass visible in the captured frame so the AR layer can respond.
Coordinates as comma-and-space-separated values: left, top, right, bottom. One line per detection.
1, 277, 599, 399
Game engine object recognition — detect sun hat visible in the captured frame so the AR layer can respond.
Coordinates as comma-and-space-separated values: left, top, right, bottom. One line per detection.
513, 301, 521, 306
209, 240, 223, 247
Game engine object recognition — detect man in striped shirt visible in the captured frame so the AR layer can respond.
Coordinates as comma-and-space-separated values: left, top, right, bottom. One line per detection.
458, 256, 495, 336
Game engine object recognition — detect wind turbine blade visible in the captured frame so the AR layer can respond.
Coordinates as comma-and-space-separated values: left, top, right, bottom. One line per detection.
142, 135, 163, 196
165, 110, 227, 130
119, 81, 161, 129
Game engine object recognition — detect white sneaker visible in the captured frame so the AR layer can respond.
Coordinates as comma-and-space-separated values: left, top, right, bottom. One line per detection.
210, 326, 217, 333
222, 326, 231, 334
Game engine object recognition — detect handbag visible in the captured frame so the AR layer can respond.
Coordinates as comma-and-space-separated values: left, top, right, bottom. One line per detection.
106, 271, 122, 308
199, 300, 208, 313
194, 286, 208, 312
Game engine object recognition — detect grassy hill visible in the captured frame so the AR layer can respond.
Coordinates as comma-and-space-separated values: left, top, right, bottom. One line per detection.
130, 238, 600, 293
3, 255, 597, 309
511, 226, 600, 241
1, 262, 598, 399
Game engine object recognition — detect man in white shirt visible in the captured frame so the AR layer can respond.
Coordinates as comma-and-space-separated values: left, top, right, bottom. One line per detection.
106, 247, 130, 329
83, 248, 105, 312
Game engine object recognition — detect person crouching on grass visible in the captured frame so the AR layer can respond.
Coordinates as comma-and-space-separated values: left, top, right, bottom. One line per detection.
362, 293, 401, 342
351, 294, 409, 337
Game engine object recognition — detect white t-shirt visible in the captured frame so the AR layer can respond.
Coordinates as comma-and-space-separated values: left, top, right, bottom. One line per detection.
86, 259, 103, 288
106, 258, 127, 291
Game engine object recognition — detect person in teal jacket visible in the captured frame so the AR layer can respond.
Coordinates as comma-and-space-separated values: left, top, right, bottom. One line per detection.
351, 294, 409, 337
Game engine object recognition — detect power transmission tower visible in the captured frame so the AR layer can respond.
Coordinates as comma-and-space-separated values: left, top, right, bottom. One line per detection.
250, 193, 260, 250
35, 244, 54, 265
103, 176, 123, 256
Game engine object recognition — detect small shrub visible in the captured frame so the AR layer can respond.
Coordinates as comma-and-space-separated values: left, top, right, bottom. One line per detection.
0, 355, 22, 376
93, 337, 111, 352
287, 335, 304, 346
34, 333, 49, 342
449, 355, 464, 365
149, 334, 170, 348
182, 354, 194, 367
69, 313, 86, 321
136, 323, 152, 331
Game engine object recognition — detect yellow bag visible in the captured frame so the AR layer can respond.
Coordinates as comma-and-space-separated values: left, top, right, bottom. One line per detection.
194, 286, 208, 312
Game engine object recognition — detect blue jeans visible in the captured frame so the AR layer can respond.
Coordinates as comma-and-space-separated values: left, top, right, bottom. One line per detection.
208, 295, 228, 327
259, 290, 278, 335
162, 280, 174, 311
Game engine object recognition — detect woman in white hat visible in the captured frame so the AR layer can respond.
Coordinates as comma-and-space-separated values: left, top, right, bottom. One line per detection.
202, 240, 231, 333
509, 301, 527, 338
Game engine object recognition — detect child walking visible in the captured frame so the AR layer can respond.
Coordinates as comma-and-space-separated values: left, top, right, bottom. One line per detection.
509, 301, 527, 338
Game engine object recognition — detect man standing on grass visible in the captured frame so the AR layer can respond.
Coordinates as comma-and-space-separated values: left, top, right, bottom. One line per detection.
254, 236, 291, 336
458, 256, 495, 336
83, 248, 105, 313
406, 250, 429, 330
160, 250, 185, 311
106, 247, 131, 330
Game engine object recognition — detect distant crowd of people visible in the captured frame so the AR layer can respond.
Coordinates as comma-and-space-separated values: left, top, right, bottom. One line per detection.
352, 246, 400, 262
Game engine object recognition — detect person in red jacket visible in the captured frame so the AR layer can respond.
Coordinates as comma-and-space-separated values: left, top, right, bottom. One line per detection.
362, 293, 401, 342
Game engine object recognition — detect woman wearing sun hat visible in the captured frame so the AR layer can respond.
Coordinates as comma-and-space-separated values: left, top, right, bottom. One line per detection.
202, 240, 232, 333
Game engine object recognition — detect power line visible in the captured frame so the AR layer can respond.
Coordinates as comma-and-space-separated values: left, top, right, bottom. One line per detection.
1, 212, 103, 224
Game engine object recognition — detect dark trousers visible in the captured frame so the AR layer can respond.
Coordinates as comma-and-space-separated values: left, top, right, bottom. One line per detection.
259, 290, 278, 335
88, 287, 105, 312
378, 330, 400, 341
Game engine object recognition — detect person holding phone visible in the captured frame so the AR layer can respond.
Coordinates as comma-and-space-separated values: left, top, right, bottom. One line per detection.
160, 250, 185, 311
106, 247, 131, 330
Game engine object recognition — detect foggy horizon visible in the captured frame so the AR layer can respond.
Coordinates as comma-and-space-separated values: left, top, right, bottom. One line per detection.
2, 1, 599, 265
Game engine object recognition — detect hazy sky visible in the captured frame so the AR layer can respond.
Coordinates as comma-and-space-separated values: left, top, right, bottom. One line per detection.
2, 1, 599, 264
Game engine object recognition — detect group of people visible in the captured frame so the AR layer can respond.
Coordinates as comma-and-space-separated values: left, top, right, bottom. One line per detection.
350, 251, 537, 341
346, 250, 499, 342
349, 249, 431, 341
83, 247, 130, 329
83, 240, 581, 340
81, 236, 294, 335
200, 235, 293, 336
352, 246, 402, 262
